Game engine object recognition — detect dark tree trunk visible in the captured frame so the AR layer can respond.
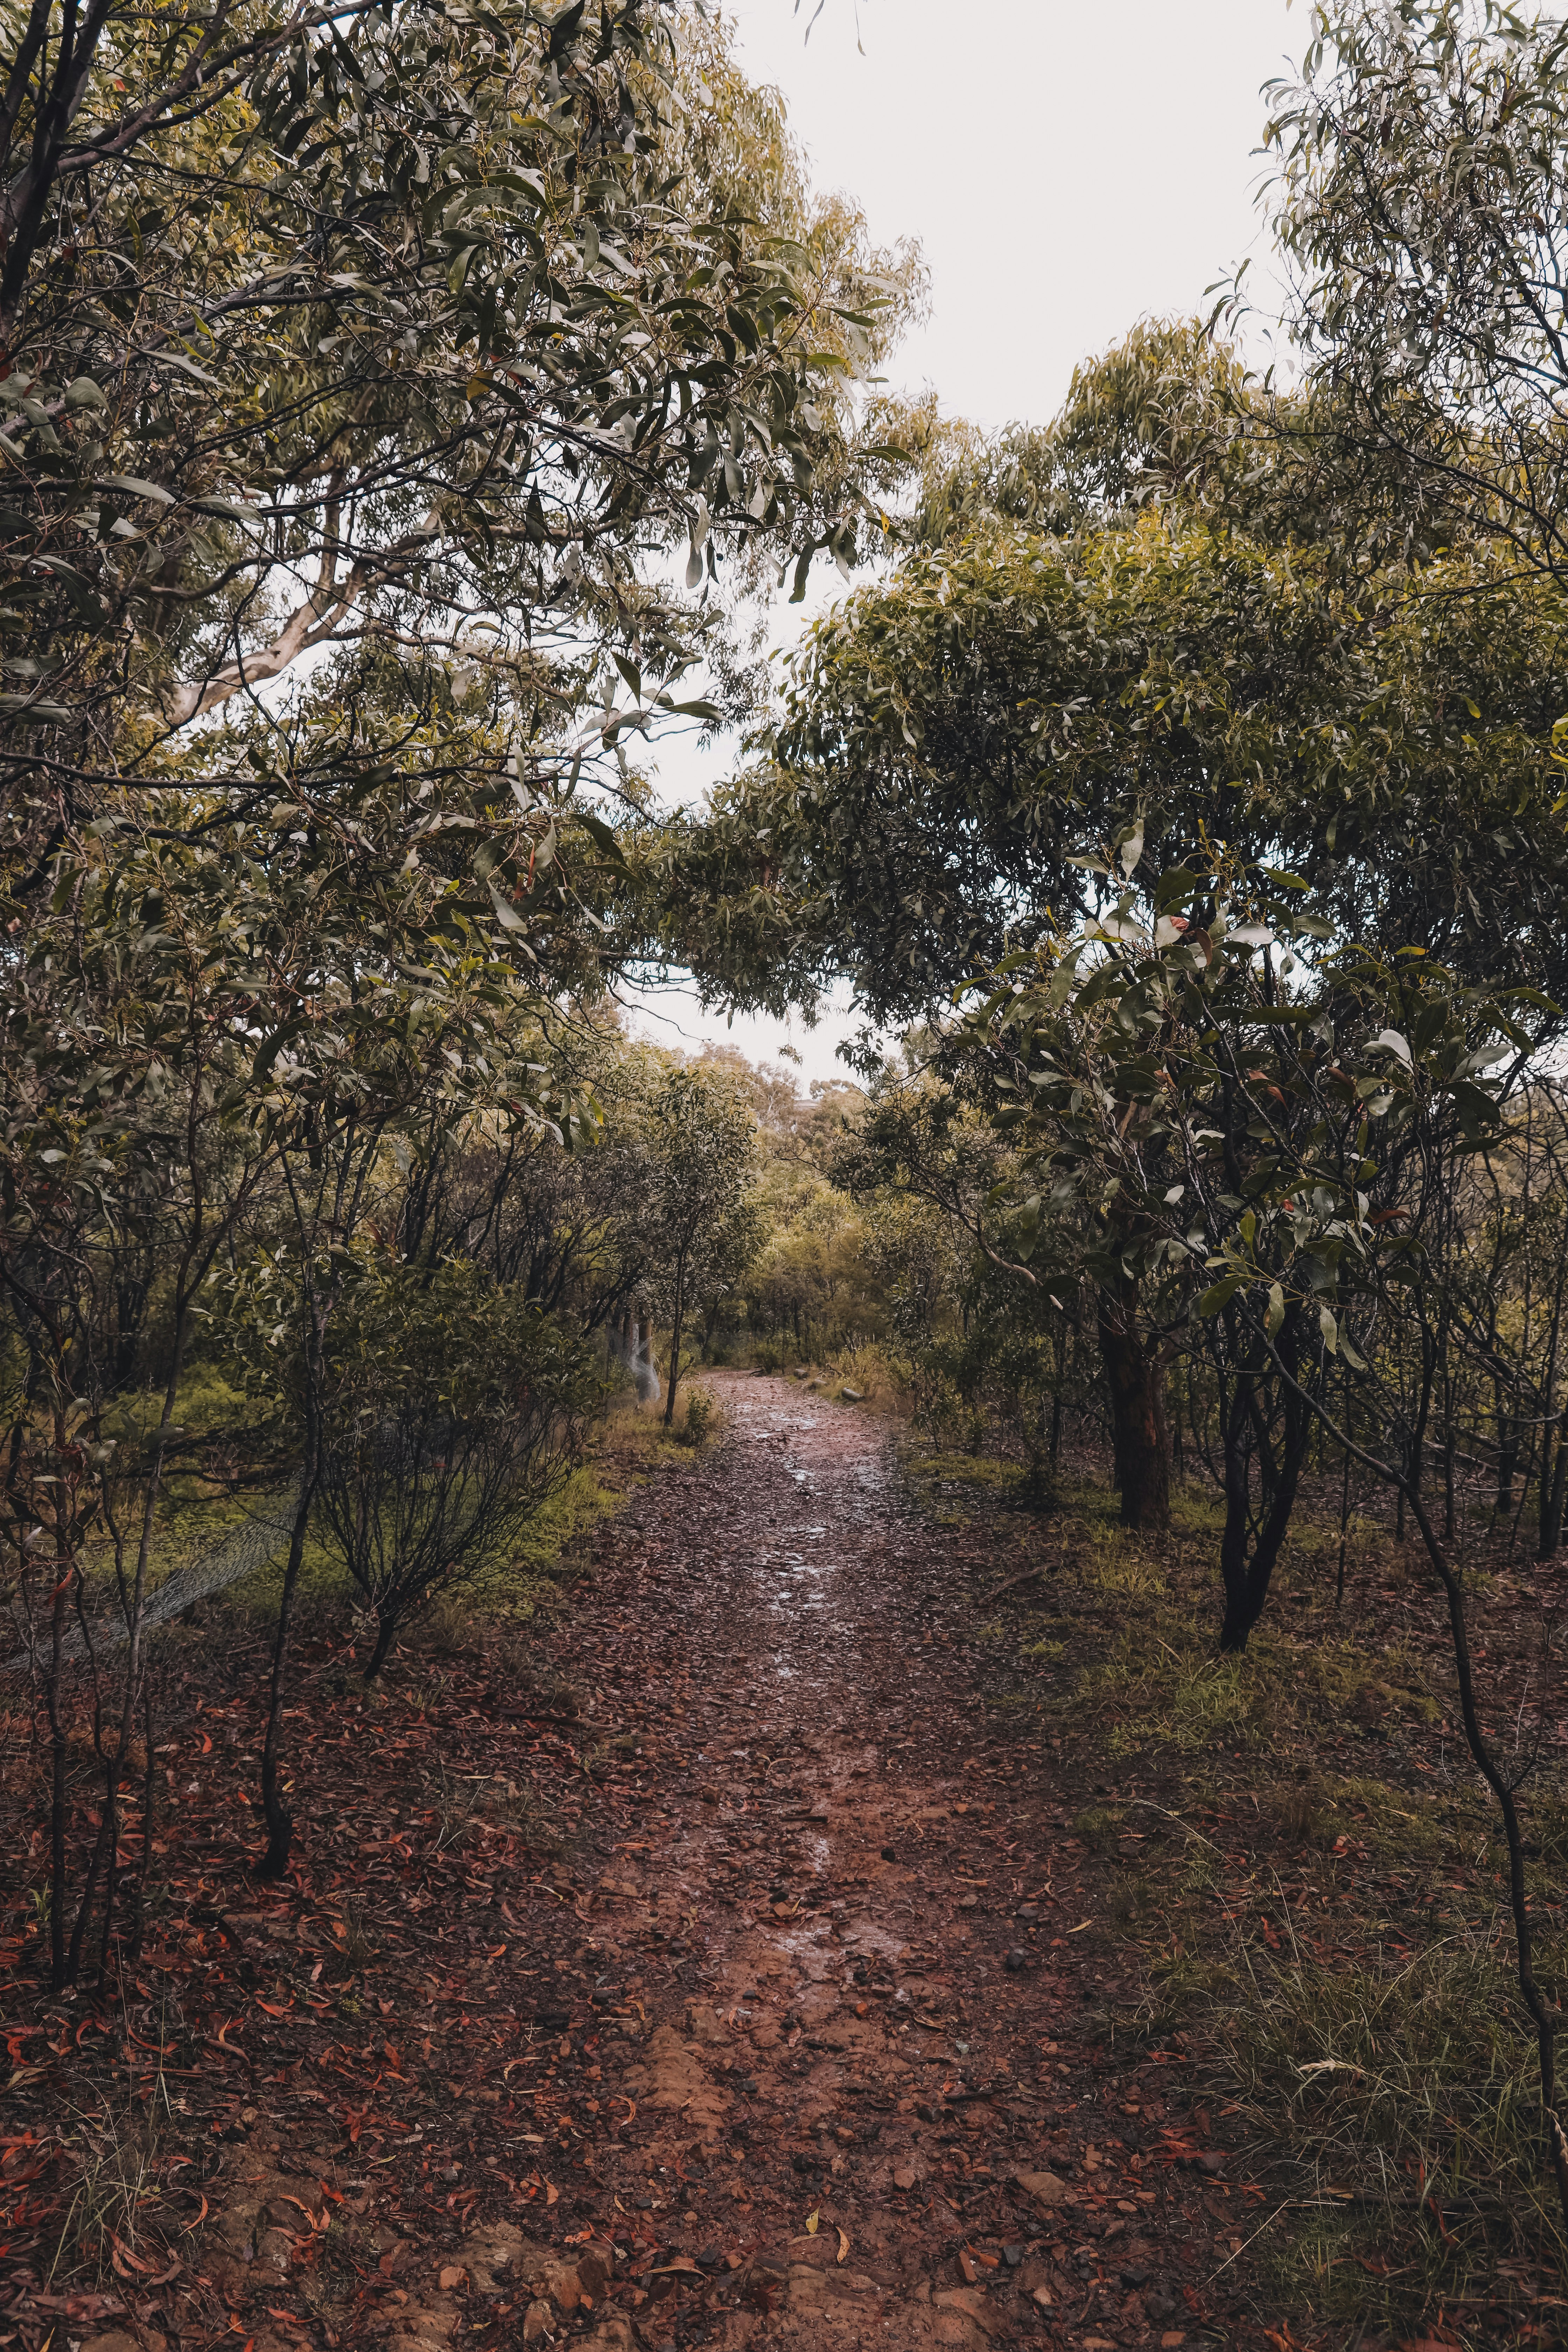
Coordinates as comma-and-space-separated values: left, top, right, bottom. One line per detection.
1217, 1377, 1310, 1652
1540, 1414, 1568, 1560
126, 1689, 155, 1970
1216, 1306, 1313, 1652
46, 1538, 69, 1991
68, 1782, 114, 1987
113, 1271, 148, 1389
1496, 1404, 1517, 1515
363, 1607, 398, 1681
1098, 1283, 1170, 1533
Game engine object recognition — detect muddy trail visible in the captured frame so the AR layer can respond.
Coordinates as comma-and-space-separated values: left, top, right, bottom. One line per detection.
507, 1373, 1255, 2352
5, 1376, 1268, 2352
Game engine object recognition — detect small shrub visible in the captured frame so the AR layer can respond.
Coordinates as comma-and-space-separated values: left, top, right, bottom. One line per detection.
424, 1594, 476, 1656
675, 1386, 716, 1448
56, 2098, 163, 2283
1107, 1874, 1151, 1935
830, 1340, 908, 1412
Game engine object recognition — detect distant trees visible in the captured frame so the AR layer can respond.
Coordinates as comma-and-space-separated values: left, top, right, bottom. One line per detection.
666, 280, 1568, 1534
644, 1063, 762, 1426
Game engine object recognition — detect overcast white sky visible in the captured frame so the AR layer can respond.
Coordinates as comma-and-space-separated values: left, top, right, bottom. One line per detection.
622, 0, 1300, 1083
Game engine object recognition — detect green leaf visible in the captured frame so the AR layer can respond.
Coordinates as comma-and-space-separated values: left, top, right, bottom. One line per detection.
1154, 866, 1201, 911
488, 884, 530, 932
575, 809, 630, 873
98, 475, 176, 505
1266, 1281, 1285, 1338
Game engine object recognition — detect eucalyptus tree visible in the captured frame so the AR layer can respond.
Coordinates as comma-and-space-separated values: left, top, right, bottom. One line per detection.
0, 0, 918, 799
0, 0, 923, 1919
664, 312, 1568, 1519
952, 827, 1526, 1627
1262, 0, 1568, 592
957, 838, 1568, 2233
674, 506, 1568, 1020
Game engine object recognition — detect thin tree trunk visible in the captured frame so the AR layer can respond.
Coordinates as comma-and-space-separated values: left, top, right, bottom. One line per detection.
363, 1606, 398, 1682
1496, 1391, 1517, 1516
46, 1563, 68, 1993
258, 1473, 313, 1880
1336, 1374, 1352, 1612
126, 1688, 154, 1970
1218, 1392, 1309, 1652
1402, 1482, 1568, 2241
664, 1251, 687, 1428
1548, 1436, 1568, 1561
1097, 1281, 1170, 1533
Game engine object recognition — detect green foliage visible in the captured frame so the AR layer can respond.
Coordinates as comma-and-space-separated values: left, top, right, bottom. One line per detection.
1264, 1, 1568, 592
221, 1252, 596, 1670
671, 454, 1568, 1023
644, 1057, 763, 1424
2, 0, 921, 775
674, 1384, 716, 1448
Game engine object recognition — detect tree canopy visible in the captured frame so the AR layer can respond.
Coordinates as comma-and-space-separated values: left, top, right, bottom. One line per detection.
665, 377, 1568, 1023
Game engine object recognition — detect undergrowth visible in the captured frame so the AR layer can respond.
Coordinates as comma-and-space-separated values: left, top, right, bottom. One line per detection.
930, 1463, 1568, 2342
1224, 1920, 1568, 2330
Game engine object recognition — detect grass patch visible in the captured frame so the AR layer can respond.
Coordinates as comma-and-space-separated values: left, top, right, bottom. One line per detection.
1071, 1805, 1123, 1851
1071, 1617, 1441, 1762
1226, 1922, 1568, 2329
905, 1449, 1030, 1493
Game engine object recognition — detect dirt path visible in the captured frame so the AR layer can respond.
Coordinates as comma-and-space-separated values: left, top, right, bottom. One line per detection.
533, 1373, 1253, 2352
15, 1375, 1266, 2352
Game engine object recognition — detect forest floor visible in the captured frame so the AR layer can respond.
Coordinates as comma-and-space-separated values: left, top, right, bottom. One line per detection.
3, 1372, 1565, 2352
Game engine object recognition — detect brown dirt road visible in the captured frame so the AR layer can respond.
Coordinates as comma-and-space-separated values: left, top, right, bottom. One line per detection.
528, 1371, 1261, 2352
18, 1372, 1273, 2352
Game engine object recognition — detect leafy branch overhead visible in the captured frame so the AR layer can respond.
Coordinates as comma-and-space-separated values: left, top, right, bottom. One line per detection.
0, 0, 922, 777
